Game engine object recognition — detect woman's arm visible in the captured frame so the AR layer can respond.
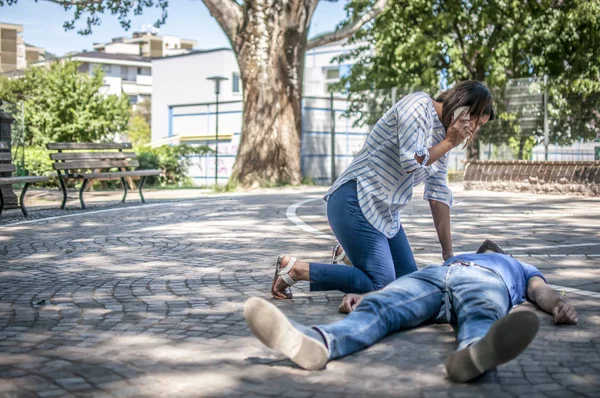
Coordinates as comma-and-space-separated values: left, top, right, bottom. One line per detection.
415, 140, 454, 166
430, 199, 453, 260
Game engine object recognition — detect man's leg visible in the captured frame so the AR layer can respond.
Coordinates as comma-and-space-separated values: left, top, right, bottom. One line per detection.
244, 266, 448, 370
315, 266, 447, 360
445, 266, 539, 382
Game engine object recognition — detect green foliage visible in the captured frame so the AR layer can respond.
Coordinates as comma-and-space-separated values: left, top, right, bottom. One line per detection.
507, 136, 537, 160
17, 147, 57, 188
125, 99, 152, 147
136, 145, 212, 187
126, 114, 151, 147
337, 0, 600, 155
0, 61, 130, 147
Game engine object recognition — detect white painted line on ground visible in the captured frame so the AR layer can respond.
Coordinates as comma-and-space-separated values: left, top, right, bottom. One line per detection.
2, 197, 226, 228
287, 197, 600, 299
507, 242, 600, 251
285, 198, 335, 240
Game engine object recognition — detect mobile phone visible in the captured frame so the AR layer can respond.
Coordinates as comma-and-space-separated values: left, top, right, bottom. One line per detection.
453, 106, 470, 121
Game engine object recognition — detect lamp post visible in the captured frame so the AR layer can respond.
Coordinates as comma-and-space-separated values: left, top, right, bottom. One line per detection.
207, 76, 228, 186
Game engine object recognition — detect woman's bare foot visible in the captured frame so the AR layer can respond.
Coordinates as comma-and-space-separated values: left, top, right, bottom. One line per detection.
272, 255, 310, 299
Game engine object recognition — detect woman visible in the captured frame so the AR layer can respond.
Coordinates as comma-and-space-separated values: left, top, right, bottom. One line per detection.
272, 80, 494, 299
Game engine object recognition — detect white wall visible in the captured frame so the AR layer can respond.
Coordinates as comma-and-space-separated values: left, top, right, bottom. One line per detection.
151, 49, 242, 143
104, 42, 140, 55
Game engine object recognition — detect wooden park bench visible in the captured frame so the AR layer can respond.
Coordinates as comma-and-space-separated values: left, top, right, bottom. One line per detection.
47, 142, 161, 209
0, 142, 49, 216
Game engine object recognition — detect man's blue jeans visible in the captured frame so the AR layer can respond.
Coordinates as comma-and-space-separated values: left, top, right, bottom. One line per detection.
314, 264, 511, 359
310, 180, 418, 293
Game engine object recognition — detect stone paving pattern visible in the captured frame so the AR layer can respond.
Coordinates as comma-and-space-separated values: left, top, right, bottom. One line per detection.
1, 184, 599, 397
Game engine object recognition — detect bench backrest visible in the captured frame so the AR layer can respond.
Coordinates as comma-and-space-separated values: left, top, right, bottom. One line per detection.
47, 142, 139, 174
0, 141, 15, 174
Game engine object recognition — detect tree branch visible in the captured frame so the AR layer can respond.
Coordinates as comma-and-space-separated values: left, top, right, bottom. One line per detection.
453, 20, 477, 77
306, 0, 389, 49
41, 0, 102, 5
201, 0, 243, 43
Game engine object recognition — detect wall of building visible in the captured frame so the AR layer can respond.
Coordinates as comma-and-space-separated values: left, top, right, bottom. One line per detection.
103, 42, 140, 55
152, 49, 241, 144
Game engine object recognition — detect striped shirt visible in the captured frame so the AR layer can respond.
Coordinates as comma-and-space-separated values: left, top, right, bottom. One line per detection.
324, 92, 453, 239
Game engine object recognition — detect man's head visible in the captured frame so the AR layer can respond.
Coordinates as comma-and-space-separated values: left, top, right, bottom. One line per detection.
476, 239, 506, 255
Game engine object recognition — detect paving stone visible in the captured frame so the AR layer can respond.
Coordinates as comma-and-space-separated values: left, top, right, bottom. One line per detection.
0, 186, 599, 397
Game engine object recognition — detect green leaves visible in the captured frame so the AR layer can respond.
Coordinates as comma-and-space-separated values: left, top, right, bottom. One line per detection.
339, 0, 600, 151
0, 0, 169, 36
137, 145, 213, 187
0, 60, 130, 146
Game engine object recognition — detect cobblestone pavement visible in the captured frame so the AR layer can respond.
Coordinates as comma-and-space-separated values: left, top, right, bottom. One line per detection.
1, 185, 599, 397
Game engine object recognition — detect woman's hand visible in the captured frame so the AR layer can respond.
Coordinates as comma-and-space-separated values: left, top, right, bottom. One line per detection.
443, 251, 455, 261
445, 113, 472, 148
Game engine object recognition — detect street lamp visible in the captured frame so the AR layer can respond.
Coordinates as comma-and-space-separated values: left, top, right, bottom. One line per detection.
207, 76, 228, 186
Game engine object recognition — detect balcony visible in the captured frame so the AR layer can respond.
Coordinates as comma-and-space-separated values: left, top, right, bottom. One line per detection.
136, 74, 152, 86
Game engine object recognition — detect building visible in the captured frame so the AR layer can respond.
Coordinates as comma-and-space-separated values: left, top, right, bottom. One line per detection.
0, 22, 46, 74
61, 51, 152, 105
93, 31, 196, 58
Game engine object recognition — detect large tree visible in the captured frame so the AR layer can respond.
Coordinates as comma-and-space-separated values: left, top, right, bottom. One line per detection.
0, 60, 129, 146
335, 0, 600, 159
0, 0, 390, 186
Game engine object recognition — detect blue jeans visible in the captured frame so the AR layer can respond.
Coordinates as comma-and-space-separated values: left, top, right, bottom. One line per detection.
314, 264, 511, 359
310, 180, 418, 293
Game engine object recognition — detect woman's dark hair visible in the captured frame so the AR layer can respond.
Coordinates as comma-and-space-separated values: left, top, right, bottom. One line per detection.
435, 80, 495, 128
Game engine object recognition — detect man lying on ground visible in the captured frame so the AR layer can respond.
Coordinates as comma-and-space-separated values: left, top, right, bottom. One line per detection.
244, 240, 577, 382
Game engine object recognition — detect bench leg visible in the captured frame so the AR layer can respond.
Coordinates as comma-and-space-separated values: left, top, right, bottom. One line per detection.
58, 174, 68, 210
120, 177, 128, 203
79, 179, 89, 210
138, 176, 147, 203
0, 187, 4, 216
20, 182, 31, 217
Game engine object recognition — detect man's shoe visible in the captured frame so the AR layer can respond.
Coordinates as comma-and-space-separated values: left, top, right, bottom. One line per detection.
444, 311, 539, 382
244, 297, 329, 370
476, 239, 506, 254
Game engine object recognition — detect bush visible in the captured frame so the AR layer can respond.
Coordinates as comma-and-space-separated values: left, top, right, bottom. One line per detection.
19, 147, 57, 188
136, 144, 212, 187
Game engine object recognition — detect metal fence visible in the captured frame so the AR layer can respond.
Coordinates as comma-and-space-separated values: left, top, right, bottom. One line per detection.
7, 75, 600, 186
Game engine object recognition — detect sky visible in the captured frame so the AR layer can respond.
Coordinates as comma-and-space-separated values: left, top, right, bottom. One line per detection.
0, 0, 348, 56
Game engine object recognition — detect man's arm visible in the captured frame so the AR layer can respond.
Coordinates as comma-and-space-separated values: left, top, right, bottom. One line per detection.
527, 276, 578, 324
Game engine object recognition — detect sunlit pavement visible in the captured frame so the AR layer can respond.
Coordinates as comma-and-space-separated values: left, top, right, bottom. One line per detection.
1, 184, 599, 397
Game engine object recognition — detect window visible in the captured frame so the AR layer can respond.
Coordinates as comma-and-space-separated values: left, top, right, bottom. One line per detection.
232, 72, 240, 93
324, 67, 342, 93
128, 95, 138, 104
102, 64, 111, 73
121, 66, 128, 79
325, 68, 340, 80
137, 67, 142, 75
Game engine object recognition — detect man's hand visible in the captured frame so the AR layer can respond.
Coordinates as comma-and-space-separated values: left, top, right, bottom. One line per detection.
339, 294, 364, 314
552, 302, 578, 325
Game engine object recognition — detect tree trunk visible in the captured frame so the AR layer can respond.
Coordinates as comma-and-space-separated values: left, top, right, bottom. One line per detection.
466, 138, 480, 160
229, 1, 308, 187
518, 136, 527, 160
